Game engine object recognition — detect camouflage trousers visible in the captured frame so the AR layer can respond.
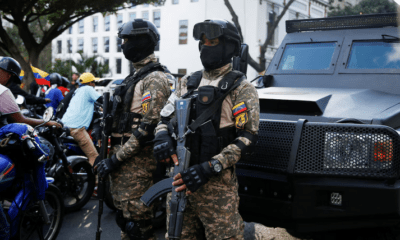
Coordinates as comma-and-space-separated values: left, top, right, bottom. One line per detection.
110, 145, 157, 240
166, 167, 244, 240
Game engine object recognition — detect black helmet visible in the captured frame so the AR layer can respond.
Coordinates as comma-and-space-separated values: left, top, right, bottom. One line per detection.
193, 19, 241, 56
49, 73, 62, 86
61, 76, 70, 88
0, 56, 22, 84
118, 19, 160, 46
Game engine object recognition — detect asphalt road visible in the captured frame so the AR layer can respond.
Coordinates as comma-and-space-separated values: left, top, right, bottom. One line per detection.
56, 199, 302, 240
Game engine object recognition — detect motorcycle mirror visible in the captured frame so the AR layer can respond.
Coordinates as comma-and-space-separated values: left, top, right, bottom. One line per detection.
43, 107, 54, 122
15, 95, 25, 105
56, 102, 64, 113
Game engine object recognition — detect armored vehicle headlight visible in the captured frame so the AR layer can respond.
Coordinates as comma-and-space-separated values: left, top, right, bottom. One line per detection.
323, 132, 393, 170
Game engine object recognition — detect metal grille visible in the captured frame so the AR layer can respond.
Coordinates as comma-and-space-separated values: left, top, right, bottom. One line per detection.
295, 123, 400, 179
286, 13, 398, 33
237, 120, 296, 172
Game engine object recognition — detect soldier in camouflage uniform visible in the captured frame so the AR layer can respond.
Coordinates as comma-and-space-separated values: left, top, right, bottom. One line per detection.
153, 19, 260, 239
96, 19, 171, 240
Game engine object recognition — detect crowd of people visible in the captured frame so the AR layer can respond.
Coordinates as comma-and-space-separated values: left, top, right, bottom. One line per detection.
0, 17, 260, 240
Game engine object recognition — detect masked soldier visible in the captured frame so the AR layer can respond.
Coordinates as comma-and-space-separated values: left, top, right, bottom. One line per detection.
153, 19, 260, 239
95, 19, 171, 240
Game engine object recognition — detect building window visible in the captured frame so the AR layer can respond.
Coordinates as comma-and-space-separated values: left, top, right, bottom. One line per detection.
153, 11, 160, 28
68, 26, 73, 34
267, 4, 279, 46
104, 58, 109, 73
179, 20, 188, 45
130, 12, 136, 21
78, 19, 84, 34
117, 37, 122, 52
178, 69, 187, 75
78, 38, 84, 52
92, 38, 98, 53
142, 11, 149, 20
104, 37, 109, 53
57, 40, 62, 54
67, 39, 72, 53
117, 14, 123, 29
173, 0, 179, 4
116, 58, 122, 74
104, 15, 110, 31
93, 16, 98, 32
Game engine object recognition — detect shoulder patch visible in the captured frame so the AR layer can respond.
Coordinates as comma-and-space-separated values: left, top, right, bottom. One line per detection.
232, 102, 247, 117
235, 112, 248, 129
142, 91, 152, 102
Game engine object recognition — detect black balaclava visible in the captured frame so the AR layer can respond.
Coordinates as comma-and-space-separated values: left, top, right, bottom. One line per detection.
200, 38, 237, 71
121, 35, 155, 63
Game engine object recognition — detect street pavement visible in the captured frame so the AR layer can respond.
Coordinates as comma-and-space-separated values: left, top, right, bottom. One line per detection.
56, 199, 303, 240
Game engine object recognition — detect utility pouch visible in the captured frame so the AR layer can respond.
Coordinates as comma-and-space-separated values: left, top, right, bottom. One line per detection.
117, 112, 142, 134
199, 120, 218, 163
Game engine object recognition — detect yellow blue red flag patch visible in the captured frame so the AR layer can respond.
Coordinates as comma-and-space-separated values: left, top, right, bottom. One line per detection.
232, 102, 247, 116
142, 91, 151, 102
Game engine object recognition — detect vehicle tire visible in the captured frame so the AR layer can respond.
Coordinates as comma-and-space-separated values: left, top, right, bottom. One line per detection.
104, 177, 117, 211
63, 161, 95, 212
16, 184, 64, 240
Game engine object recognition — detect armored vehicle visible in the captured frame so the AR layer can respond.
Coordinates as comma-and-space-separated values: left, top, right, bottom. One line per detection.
238, 13, 400, 235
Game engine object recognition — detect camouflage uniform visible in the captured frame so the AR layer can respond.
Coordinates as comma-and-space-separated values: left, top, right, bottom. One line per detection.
157, 63, 260, 239
111, 53, 170, 240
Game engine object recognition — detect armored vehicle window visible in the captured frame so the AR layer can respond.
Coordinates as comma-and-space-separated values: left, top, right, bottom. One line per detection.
278, 42, 337, 71
347, 41, 400, 70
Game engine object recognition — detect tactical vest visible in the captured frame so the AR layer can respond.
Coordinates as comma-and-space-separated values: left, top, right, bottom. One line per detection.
112, 62, 168, 138
182, 70, 245, 165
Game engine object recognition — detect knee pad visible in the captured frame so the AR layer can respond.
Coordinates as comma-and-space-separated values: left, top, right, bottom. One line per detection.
125, 219, 153, 240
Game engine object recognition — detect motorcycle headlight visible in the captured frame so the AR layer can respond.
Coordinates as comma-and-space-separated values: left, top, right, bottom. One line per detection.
324, 132, 393, 170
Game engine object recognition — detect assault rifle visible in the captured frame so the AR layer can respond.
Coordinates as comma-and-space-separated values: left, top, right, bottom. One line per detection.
96, 92, 111, 240
141, 98, 192, 239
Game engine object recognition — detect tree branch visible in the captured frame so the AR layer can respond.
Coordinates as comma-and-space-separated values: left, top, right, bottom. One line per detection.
223, 0, 244, 42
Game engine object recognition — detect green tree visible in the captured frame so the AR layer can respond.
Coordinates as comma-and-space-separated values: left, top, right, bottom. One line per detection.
328, 0, 398, 17
0, 0, 164, 90
46, 51, 110, 78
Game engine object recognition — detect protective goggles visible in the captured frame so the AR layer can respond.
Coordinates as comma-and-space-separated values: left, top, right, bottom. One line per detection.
193, 22, 224, 40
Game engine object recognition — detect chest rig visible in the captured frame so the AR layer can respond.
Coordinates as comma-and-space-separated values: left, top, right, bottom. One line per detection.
111, 62, 167, 136
181, 70, 244, 165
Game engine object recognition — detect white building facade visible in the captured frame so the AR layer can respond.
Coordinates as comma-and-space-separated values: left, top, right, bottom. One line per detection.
52, 0, 328, 79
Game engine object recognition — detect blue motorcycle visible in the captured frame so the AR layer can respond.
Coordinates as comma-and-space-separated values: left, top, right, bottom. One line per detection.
0, 121, 64, 239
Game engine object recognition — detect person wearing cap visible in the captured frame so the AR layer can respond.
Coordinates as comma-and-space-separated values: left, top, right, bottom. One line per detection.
95, 19, 171, 240
153, 19, 260, 239
61, 72, 102, 165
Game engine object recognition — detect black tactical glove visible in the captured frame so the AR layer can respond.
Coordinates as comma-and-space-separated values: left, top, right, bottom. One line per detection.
180, 161, 214, 193
96, 155, 121, 178
153, 131, 176, 162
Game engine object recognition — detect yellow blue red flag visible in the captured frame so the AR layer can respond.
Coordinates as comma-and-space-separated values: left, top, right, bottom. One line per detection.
19, 66, 50, 86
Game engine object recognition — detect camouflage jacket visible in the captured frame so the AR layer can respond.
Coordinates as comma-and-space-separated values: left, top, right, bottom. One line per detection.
156, 63, 260, 169
116, 54, 171, 161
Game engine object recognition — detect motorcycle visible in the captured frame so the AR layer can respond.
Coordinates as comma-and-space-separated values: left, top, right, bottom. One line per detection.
15, 95, 43, 119
38, 107, 95, 213
0, 108, 64, 240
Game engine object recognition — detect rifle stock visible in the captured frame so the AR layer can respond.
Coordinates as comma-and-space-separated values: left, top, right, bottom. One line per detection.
96, 92, 111, 240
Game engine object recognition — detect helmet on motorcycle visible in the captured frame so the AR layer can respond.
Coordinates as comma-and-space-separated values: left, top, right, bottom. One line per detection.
0, 154, 16, 192
61, 76, 70, 88
0, 56, 22, 84
49, 73, 62, 86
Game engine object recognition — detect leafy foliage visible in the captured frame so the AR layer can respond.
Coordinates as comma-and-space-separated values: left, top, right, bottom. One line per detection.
0, 0, 164, 89
45, 51, 109, 79
328, 0, 398, 17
